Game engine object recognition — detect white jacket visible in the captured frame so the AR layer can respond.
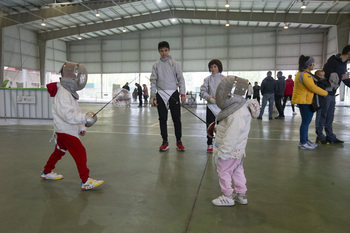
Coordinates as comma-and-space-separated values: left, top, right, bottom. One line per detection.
213, 104, 251, 160
51, 83, 86, 138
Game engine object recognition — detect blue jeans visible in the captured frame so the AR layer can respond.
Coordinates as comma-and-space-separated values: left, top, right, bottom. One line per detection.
298, 104, 314, 144
258, 93, 274, 118
316, 95, 336, 141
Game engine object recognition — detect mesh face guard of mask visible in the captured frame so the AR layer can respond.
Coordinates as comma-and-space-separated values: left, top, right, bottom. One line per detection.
226, 76, 250, 97
59, 61, 88, 91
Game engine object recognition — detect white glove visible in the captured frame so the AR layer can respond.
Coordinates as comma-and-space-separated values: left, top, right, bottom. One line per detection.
85, 112, 97, 127
150, 93, 157, 106
208, 96, 216, 104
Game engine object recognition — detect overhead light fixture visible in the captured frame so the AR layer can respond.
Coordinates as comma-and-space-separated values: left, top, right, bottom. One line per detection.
171, 18, 176, 22
225, 1, 230, 8
77, 35, 82, 40
225, 21, 230, 27
156, 0, 162, 3
122, 28, 126, 33
95, 10, 100, 17
41, 20, 46, 26
301, 1, 306, 9
283, 23, 289, 29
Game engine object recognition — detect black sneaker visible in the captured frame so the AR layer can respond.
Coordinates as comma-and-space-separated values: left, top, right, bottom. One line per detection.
316, 138, 329, 144
333, 138, 344, 144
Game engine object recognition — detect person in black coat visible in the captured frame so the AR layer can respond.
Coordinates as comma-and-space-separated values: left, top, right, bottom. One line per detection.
135, 83, 143, 107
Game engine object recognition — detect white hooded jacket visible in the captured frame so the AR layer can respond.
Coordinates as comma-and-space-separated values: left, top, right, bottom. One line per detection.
213, 104, 251, 160
47, 82, 86, 138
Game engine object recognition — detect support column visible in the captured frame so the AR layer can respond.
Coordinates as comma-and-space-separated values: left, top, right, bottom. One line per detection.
336, 19, 350, 101
0, 28, 3, 84
336, 19, 350, 53
38, 38, 47, 87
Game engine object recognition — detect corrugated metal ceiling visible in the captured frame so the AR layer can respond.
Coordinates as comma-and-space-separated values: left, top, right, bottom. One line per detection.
0, 0, 349, 41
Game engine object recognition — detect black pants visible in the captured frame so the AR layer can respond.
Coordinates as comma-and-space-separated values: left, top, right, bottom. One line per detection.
206, 107, 216, 146
275, 94, 284, 117
282, 95, 295, 112
138, 94, 143, 106
156, 91, 182, 142
253, 95, 260, 105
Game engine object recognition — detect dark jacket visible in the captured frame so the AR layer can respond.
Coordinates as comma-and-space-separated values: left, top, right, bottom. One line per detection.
137, 85, 143, 96
253, 85, 260, 97
275, 76, 286, 96
323, 54, 350, 95
260, 76, 276, 95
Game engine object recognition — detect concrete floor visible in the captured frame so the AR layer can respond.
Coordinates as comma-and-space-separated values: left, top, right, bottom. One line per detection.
1, 102, 350, 233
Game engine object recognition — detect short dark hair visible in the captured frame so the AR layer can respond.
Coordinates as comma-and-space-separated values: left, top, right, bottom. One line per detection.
158, 41, 170, 50
267, 71, 272, 76
341, 44, 350, 55
208, 59, 223, 73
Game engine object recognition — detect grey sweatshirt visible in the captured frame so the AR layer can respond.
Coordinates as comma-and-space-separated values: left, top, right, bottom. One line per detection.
150, 56, 186, 95
200, 73, 224, 101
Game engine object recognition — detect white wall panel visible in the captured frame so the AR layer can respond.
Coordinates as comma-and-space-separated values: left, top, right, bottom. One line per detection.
229, 33, 253, 46
327, 26, 338, 58
184, 49, 206, 59
206, 35, 228, 47
3, 26, 39, 70
67, 25, 328, 73
276, 44, 300, 57
183, 36, 205, 48
206, 48, 228, 60
140, 38, 159, 49
183, 26, 206, 36
84, 62, 101, 73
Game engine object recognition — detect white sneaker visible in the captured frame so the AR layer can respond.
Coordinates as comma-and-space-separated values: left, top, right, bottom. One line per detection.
81, 178, 104, 191
41, 171, 63, 180
307, 140, 318, 149
233, 193, 248, 205
298, 142, 316, 150
212, 195, 235, 206
292, 112, 297, 115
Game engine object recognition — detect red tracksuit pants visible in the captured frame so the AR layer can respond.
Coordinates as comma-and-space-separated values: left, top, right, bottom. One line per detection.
44, 133, 90, 182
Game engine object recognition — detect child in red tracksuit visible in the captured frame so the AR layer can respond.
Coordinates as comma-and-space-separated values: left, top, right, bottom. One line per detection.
40, 62, 104, 191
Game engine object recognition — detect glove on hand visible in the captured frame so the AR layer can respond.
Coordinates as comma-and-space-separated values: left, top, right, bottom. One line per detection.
85, 112, 97, 127
208, 96, 216, 104
150, 93, 157, 107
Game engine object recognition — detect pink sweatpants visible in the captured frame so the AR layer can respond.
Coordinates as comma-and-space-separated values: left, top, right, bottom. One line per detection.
44, 133, 90, 183
216, 158, 247, 196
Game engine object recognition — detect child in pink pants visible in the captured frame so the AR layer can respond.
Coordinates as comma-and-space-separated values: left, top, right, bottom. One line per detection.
211, 75, 258, 206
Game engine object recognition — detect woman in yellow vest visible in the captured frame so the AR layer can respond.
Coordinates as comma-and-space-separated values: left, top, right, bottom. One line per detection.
292, 55, 328, 150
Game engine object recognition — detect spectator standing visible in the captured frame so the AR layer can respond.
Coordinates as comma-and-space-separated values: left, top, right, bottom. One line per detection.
135, 83, 143, 107
252, 81, 260, 104
142, 84, 149, 105
316, 44, 350, 144
257, 71, 276, 120
282, 75, 297, 115
246, 82, 253, 99
291, 55, 328, 150
275, 71, 286, 119
122, 82, 130, 91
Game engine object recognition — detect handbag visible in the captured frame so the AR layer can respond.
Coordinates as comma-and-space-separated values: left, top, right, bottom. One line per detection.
298, 72, 321, 112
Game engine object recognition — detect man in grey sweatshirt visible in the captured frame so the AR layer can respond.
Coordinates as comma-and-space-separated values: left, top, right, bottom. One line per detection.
150, 41, 186, 152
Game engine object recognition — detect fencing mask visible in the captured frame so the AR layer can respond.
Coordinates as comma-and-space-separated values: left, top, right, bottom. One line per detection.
59, 61, 88, 99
